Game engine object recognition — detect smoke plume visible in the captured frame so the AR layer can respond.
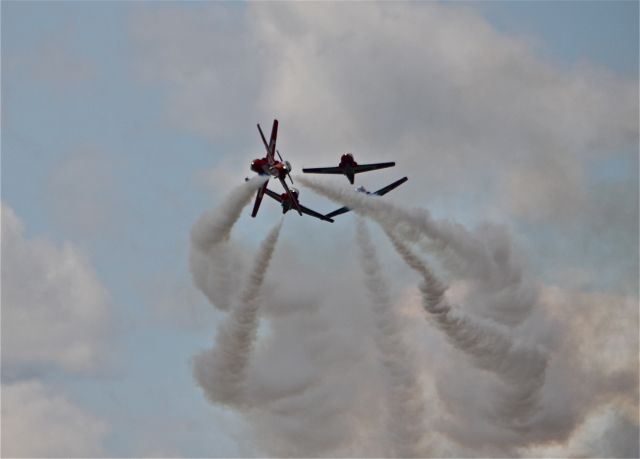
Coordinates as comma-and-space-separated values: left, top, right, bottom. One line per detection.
355, 217, 428, 458
194, 220, 283, 407
298, 176, 538, 326
385, 228, 547, 438
186, 175, 636, 457
190, 176, 267, 310
191, 176, 268, 251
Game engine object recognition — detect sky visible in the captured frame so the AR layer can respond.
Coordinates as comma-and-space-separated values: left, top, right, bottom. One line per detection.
1, 1, 638, 458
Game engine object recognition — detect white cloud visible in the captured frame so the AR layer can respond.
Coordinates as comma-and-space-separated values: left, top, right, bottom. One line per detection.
130, 4, 265, 143
187, 187, 638, 456
251, 3, 636, 219
1, 381, 108, 458
522, 401, 639, 458
131, 2, 636, 223
130, 3, 638, 456
539, 286, 638, 376
397, 281, 638, 456
182, 186, 628, 456
1, 203, 112, 375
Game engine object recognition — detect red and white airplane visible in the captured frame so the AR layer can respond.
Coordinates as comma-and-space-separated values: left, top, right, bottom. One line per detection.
264, 187, 334, 223
302, 153, 395, 185
249, 119, 303, 218
325, 176, 408, 219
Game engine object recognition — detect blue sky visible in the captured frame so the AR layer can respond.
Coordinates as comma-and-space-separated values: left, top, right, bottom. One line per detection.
478, 0, 638, 77
2, 2, 638, 457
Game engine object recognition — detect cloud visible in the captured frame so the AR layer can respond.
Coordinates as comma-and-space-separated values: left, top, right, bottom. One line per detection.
131, 2, 636, 221
130, 4, 265, 143
129, 1, 638, 306
190, 218, 637, 457
130, 2, 638, 456
1, 203, 113, 376
1, 380, 108, 458
296, 175, 637, 454
522, 401, 639, 458
256, 3, 635, 216
186, 179, 637, 456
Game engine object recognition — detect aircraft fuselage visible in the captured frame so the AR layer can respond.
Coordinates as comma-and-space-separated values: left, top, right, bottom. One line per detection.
338, 153, 357, 184
250, 157, 291, 180
278, 189, 300, 214
338, 153, 357, 169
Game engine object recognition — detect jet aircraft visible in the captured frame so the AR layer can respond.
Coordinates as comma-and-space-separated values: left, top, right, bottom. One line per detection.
325, 176, 408, 219
264, 187, 334, 223
250, 119, 303, 218
302, 153, 395, 184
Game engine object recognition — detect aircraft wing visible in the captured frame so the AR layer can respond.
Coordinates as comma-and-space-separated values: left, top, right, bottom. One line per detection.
251, 181, 269, 218
267, 119, 278, 163
373, 176, 408, 196
257, 124, 269, 155
302, 166, 344, 175
263, 187, 283, 203
353, 161, 396, 174
325, 206, 351, 219
299, 204, 334, 223
303, 161, 395, 176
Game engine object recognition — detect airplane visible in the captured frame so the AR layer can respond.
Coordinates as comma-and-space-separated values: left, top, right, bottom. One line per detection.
302, 153, 395, 185
264, 187, 334, 223
325, 176, 408, 219
249, 119, 303, 218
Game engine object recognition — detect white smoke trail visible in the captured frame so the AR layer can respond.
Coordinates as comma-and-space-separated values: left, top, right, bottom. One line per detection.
194, 220, 283, 407
297, 176, 480, 262
385, 229, 547, 432
298, 176, 537, 326
355, 217, 428, 458
191, 176, 268, 251
190, 176, 268, 310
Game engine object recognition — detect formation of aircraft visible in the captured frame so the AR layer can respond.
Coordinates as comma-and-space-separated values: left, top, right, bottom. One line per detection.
246, 119, 407, 222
